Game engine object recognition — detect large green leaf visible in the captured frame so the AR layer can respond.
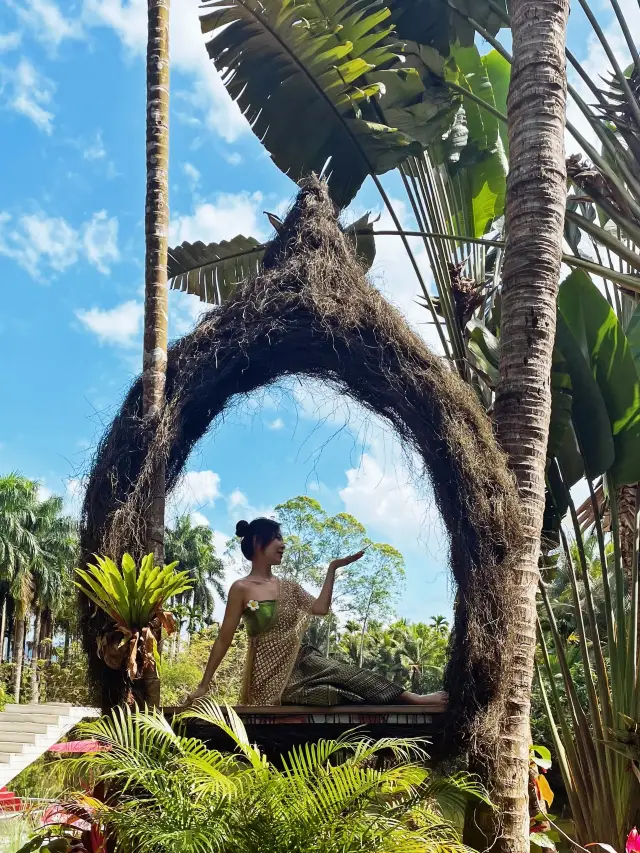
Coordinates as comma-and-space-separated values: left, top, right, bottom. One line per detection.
548, 347, 573, 461
168, 235, 263, 305
372, 53, 459, 149
388, 0, 506, 54
440, 44, 507, 236
558, 269, 640, 484
447, 44, 501, 152
555, 311, 615, 478
627, 302, 640, 370
481, 49, 509, 155
200, 0, 427, 207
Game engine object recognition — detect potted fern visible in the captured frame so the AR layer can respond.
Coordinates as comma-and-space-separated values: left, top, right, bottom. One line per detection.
75, 553, 192, 705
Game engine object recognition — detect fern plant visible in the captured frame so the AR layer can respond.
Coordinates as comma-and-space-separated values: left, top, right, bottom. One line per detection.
38, 701, 487, 853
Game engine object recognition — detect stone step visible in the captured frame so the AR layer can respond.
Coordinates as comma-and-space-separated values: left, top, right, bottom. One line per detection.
0, 732, 46, 746
0, 741, 41, 756
5, 703, 73, 715
0, 712, 62, 725
0, 721, 53, 735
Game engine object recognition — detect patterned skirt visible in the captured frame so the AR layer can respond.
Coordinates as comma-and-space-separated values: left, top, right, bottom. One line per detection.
280, 644, 405, 705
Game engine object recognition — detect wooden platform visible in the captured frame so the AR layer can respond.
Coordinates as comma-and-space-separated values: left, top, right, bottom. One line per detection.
167, 704, 447, 763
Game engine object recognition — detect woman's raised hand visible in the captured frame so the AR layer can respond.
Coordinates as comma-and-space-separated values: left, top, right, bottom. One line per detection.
329, 550, 366, 571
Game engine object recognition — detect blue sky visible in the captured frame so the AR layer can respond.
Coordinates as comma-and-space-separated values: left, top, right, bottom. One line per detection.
0, 0, 630, 623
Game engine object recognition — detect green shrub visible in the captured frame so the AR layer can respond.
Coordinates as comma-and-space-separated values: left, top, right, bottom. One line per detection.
34, 704, 486, 853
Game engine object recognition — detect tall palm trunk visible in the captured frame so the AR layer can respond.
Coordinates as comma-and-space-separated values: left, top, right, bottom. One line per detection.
488, 0, 569, 848
30, 607, 41, 704
13, 618, 25, 703
0, 597, 6, 664
63, 627, 71, 664
143, 0, 170, 565
139, 0, 171, 709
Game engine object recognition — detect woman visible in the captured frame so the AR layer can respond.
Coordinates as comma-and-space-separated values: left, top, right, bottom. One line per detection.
186, 517, 448, 708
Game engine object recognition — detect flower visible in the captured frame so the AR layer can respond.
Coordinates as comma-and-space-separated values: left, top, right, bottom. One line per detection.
247, 600, 260, 612
627, 829, 640, 853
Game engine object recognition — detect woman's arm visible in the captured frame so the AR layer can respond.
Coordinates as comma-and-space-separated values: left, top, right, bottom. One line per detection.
311, 551, 365, 616
185, 582, 245, 703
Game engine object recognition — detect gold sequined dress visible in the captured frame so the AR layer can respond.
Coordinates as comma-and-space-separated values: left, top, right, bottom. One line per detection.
240, 578, 404, 706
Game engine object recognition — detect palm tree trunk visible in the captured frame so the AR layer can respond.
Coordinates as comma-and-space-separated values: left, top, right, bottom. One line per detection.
142, 0, 170, 567
174, 620, 182, 662
489, 0, 569, 848
63, 628, 71, 664
0, 597, 6, 664
30, 608, 41, 704
13, 618, 25, 703
358, 619, 367, 668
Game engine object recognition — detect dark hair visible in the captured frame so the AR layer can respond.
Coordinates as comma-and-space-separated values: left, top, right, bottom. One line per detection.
235, 517, 281, 560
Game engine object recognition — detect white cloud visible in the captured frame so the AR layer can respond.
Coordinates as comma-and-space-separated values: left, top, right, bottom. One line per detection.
340, 451, 443, 544
355, 195, 440, 350
83, 210, 119, 273
224, 151, 243, 167
1, 57, 55, 134
227, 489, 248, 510
268, 418, 284, 431
169, 289, 208, 336
37, 483, 53, 501
0, 32, 21, 52
75, 300, 143, 347
0, 208, 120, 277
65, 477, 84, 517
0, 210, 77, 273
171, 470, 221, 515
82, 0, 248, 142
10, 0, 83, 50
84, 131, 106, 160
190, 510, 210, 528
182, 162, 200, 187
170, 191, 266, 247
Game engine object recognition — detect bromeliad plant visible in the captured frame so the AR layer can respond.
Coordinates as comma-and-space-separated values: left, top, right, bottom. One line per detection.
75, 554, 192, 681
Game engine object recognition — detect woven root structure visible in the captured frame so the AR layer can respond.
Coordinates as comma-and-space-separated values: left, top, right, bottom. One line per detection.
80, 176, 523, 762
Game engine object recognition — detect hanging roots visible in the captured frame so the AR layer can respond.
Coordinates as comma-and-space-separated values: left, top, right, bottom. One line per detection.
79, 175, 524, 761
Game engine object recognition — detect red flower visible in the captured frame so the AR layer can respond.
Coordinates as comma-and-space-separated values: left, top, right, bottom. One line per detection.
626, 829, 640, 853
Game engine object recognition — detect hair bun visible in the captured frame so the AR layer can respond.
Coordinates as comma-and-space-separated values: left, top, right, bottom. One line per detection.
235, 520, 250, 538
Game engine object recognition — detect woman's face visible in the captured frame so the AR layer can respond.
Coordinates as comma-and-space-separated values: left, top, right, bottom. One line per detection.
261, 531, 285, 566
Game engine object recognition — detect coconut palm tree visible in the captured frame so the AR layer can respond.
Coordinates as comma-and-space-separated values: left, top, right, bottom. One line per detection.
489, 0, 570, 846
142, 0, 171, 565
0, 474, 39, 662
164, 515, 225, 657
396, 622, 447, 694
430, 615, 449, 636
27, 496, 77, 703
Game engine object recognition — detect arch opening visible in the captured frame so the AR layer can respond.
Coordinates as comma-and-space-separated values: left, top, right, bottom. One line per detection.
79, 176, 523, 755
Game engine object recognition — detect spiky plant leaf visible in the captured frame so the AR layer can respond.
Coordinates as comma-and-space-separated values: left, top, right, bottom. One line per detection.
75, 553, 192, 631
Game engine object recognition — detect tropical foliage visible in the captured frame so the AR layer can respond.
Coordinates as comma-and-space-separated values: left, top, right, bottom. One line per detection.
164, 515, 225, 659
0, 474, 77, 703
75, 553, 192, 681
164, 0, 640, 844
26, 702, 486, 853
